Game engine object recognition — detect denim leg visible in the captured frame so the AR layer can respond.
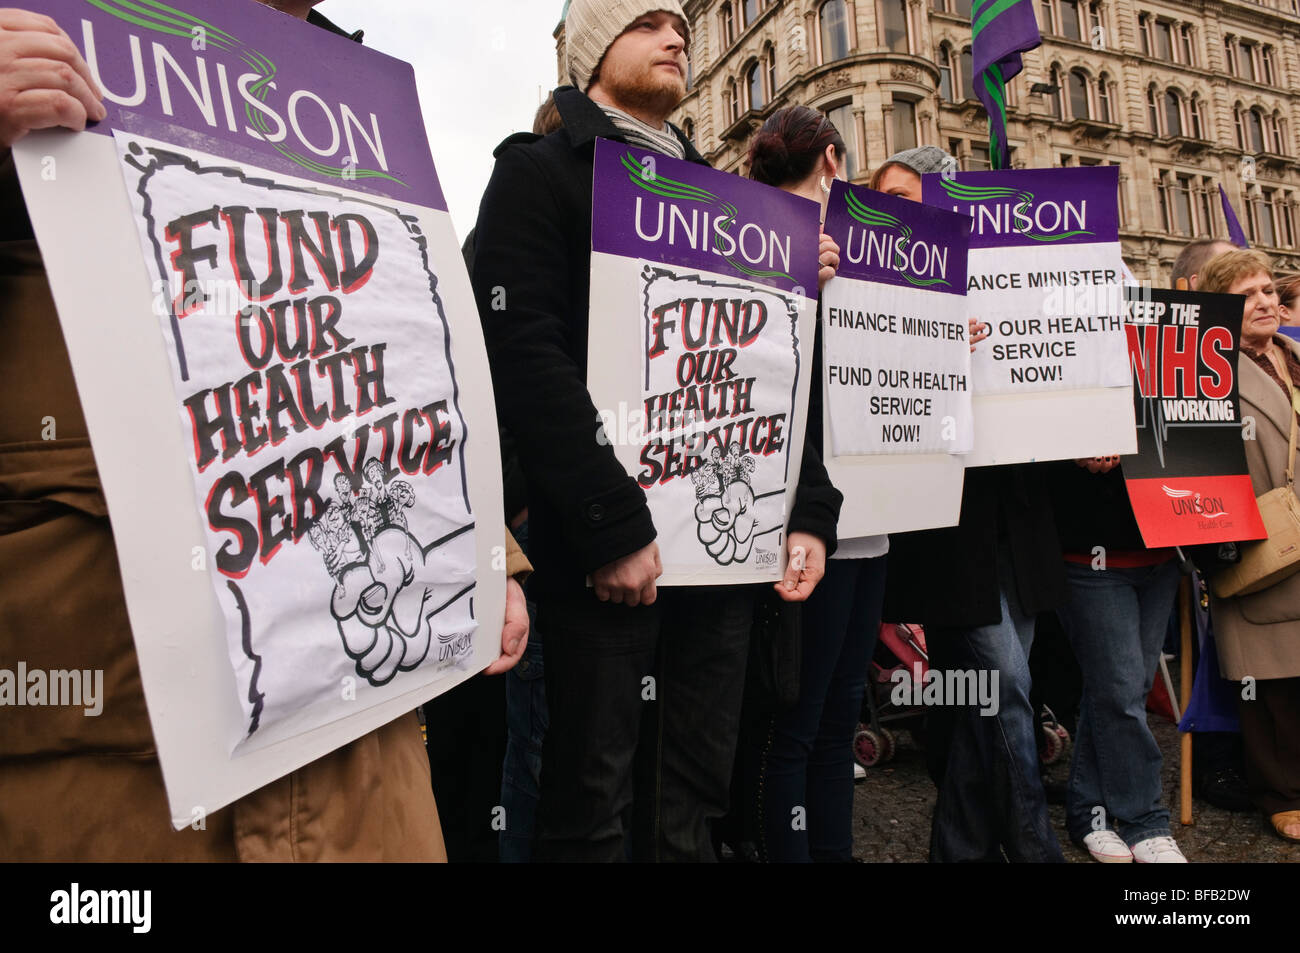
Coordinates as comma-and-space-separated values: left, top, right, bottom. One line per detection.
639, 586, 754, 862
807, 557, 885, 862
499, 621, 546, 863
1057, 561, 1179, 846
930, 580, 1062, 862
757, 559, 861, 862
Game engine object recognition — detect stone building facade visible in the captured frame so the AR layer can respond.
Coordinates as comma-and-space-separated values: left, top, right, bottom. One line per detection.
555, 0, 1300, 282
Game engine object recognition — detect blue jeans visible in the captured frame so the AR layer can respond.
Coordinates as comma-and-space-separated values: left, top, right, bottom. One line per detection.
757, 556, 885, 862
499, 520, 548, 863
1055, 559, 1180, 846
929, 566, 1064, 862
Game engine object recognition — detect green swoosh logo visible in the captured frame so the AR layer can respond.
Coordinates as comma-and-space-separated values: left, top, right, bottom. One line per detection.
622, 151, 795, 283
84, 0, 406, 187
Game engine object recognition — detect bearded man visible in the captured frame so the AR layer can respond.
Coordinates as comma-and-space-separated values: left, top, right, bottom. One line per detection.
471, 1, 840, 862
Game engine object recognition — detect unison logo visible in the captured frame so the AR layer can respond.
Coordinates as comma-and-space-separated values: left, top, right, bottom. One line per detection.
938, 179, 1091, 242
842, 189, 950, 287
78, 0, 401, 186
625, 152, 796, 283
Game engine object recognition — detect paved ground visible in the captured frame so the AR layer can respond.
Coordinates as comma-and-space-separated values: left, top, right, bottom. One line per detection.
852, 715, 1300, 863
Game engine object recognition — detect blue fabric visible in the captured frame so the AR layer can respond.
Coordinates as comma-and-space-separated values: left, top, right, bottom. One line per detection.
1178, 572, 1242, 734
1057, 561, 1180, 846
1219, 184, 1249, 248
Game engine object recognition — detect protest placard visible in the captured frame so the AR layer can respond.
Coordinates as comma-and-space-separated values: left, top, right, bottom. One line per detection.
586, 140, 820, 584
1121, 287, 1266, 547
819, 180, 972, 536
13, 0, 503, 827
923, 166, 1136, 466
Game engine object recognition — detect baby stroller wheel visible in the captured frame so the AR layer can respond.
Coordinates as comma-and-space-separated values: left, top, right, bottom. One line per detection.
853, 725, 885, 768
879, 727, 897, 763
1039, 723, 1065, 765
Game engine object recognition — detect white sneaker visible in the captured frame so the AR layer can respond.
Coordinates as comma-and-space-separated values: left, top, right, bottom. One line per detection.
853, 763, 866, 781
1081, 830, 1134, 863
1131, 835, 1187, 863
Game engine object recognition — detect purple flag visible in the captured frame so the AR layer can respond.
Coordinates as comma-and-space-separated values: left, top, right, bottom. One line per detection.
1219, 184, 1249, 248
972, 0, 1041, 170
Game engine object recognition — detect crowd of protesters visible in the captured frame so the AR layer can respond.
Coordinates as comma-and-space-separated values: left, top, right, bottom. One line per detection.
1, 0, 1297, 863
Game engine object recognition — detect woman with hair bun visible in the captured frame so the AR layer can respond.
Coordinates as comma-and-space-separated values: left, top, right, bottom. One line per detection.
741, 105, 878, 862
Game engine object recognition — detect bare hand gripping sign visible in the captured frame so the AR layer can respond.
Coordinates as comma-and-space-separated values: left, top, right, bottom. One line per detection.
588, 141, 820, 584
14, 0, 503, 826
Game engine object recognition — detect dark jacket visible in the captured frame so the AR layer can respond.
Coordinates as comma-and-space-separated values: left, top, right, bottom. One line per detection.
883, 463, 1067, 630
471, 86, 840, 594
1046, 460, 1150, 554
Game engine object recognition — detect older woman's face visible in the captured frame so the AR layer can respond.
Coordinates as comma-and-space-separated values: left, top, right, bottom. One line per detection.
875, 165, 923, 202
1230, 270, 1280, 348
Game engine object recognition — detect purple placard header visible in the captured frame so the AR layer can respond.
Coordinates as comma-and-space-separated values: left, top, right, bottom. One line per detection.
591, 139, 820, 296
41, 0, 444, 210
921, 166, 1119, 249
822, 180, 970, 296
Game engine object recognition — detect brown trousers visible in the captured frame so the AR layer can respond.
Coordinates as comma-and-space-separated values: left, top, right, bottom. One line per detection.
1238, 676, 1300, 817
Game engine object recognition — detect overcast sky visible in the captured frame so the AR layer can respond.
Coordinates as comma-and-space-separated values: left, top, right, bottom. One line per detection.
322, 1, 565, 239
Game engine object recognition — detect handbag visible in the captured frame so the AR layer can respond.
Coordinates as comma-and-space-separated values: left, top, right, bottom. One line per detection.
746, 587, 802, 710
1213, 374, 1300, 598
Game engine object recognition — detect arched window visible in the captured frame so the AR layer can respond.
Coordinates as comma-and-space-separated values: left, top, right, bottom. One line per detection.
821, 0, 850, 62
960, 47, 974, 101
746, 60, 763, 111
764, 43, 777, 100
1068, 69, 1090, 120
720, 2, 735, 48
937, 43, 955, 102
1098, 72, 1112, 123
1249, 107, 1267, 153
1164, 90, 1183, 138
1148, 85, 1162, 134
1190, 95, 1205, 139
880, 0, 910, 54
1047, 65, 1063, 119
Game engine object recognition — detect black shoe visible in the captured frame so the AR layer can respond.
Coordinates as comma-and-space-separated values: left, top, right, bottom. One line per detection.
1194, 767, 1255, 813
1041, 778, 1068, 805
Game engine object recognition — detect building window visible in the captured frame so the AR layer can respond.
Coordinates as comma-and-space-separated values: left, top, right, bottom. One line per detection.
880, 0, 910, 54
960, 47, 974, 101
1250, 107, 1267, 152
1068, 69, 1090, 120
1223, 37, 1236, 75
1060, 0, 1081, 40
745, 61, 763, 111
820, 0, 850, 63
1172, 174, 1194, 236
1098, 73, 1112, 123
892, 96, 918, 152
724, 78, 739, 124
937, 43, 955, 102
1253, 188, 1277, 246
1088, 2, 1104, 39
720, 2, 735, 48
825, 103, 856, 177
1147, 85, 1161, 135
1154, 19, 1172, 61
1240, 40, 1259, 82
1263, 46, 1278, 86
1179, 24, 1195, 65
764, 43, 777, 100
683, 118, 695, 144
1280, 193, 1296, 247
1164, 90, 1183, 138
1046, 66, 1063, 119
1139, 13, 1152, 55
1190, 95, 1205, 139
743, 0, 760, 28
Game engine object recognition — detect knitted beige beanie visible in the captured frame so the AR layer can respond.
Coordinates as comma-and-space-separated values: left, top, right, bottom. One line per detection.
564, 1, 690, 92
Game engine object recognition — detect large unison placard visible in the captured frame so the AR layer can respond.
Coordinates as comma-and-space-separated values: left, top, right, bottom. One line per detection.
923, 166, 1136, 465
819, 181, 973, 536
1121, 287, 1266, 547
587, 140, 820, 585
13, 0, 503, 828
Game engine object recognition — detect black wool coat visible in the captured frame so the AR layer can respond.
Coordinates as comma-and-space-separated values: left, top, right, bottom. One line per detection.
470, 86, 841, 595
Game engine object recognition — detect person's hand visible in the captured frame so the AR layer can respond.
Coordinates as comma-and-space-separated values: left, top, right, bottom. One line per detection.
774, 531, 826, 603
1075, 455, 1121, 474
968, 317, 990, 353
0, 9, 106, 148
483, 576, 529, 675
592, 540, 662, 607
817, 233, 840, 291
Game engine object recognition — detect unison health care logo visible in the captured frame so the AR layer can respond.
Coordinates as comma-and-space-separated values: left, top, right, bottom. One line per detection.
937, 178, 1093, 242
77, 0, 405, 187
623, 151, 796, 284
842, 189, 950, 288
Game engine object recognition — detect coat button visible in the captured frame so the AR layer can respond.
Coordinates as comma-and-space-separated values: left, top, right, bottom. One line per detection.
587, 503, 606, 522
